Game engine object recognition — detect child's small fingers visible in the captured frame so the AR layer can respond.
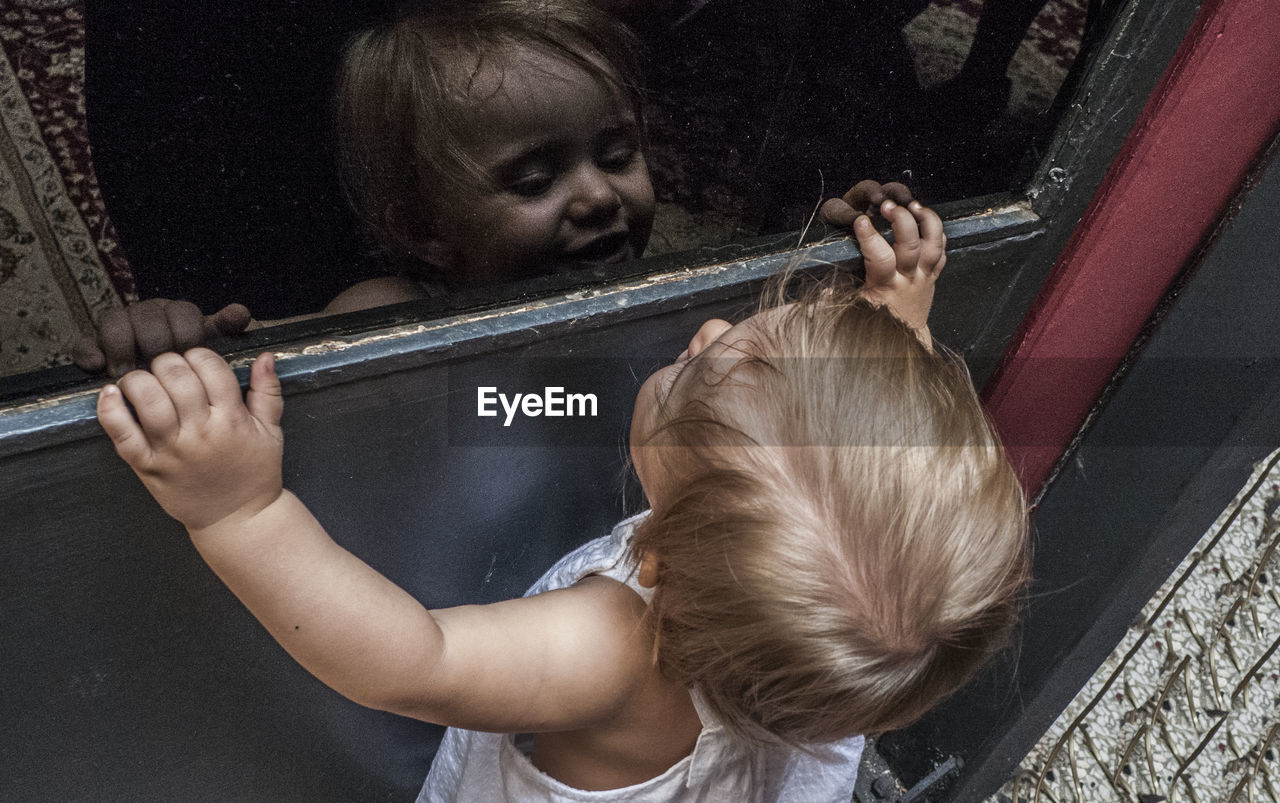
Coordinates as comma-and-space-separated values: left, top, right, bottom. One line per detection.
907, 200, 943, 233
150, 352, 211, 427
819, 197, 859, 229
842, 180, 886, 216
186, 347, 244, 410
117, 369, 179, 444
164, 301, 206, 351
911, 203, 947, 273
72, 335, 107, 373
97, 307, 140, 378
97, 383, 151, 465
854, 215, 897, 284
246, 352, 284, 427
883, 201, 922, 273
207, 303, 253, 337
129, 301, 176, 359
882, 182, 914, 206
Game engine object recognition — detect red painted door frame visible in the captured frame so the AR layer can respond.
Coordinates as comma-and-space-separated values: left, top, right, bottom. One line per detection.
982, 0, 1280, 494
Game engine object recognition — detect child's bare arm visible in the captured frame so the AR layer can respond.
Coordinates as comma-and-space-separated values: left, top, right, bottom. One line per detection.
96, 350, 647, 731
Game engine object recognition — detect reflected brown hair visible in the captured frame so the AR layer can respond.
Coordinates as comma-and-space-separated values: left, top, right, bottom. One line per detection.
334, 0, 644, 274
629, 276, 1030, 744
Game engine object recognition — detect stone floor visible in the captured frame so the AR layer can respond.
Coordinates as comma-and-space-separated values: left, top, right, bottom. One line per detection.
994, 448, 1280, 802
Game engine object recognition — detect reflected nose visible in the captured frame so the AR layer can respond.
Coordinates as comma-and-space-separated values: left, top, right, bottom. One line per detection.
566, 165, 622, 223
687, 319, 732, 358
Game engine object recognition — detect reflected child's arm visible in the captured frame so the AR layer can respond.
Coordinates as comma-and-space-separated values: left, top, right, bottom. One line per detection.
74, 300, 252, 378
95, 350, 649, 731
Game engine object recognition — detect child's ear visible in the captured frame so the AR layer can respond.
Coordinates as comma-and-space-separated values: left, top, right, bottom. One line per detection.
386, 202, 461, 270
638, 550, 659, 588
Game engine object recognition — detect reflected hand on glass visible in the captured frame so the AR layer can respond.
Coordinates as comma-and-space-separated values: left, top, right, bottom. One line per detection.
819, 180, 916, 230
73, 299, 253, 378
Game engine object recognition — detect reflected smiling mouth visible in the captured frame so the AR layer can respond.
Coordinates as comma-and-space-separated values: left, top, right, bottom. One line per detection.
564, 231, 631, 264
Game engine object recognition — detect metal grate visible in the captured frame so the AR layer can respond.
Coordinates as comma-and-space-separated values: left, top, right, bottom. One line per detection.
996, 448, 1280, 803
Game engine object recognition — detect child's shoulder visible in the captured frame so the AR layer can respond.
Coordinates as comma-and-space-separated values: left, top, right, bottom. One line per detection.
323, 275, 429, 314
525, 513, 649, 597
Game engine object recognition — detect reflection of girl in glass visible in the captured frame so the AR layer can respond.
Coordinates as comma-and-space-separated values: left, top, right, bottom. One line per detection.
331, 0, 655, 307
78, 0, 654, 373
72, 0, 902, 376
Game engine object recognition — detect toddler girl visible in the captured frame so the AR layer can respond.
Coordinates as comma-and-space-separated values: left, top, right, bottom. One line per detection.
97, 196, 1029, 801
328, 0, 656, 310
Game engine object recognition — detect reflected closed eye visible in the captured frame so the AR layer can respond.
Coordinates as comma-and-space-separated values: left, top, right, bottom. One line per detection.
596, 142, 639, 173
504, 170, 556, 198
595, 127, 641, 173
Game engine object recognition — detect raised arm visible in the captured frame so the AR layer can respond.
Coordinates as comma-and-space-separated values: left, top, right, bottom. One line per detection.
96, 350, 652, 731
96, 349, 442, 711
852, 197, 946, 349
822, 180, 945, 348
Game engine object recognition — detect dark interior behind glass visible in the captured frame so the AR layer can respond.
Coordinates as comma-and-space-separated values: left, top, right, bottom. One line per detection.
0, 0, 1110, 400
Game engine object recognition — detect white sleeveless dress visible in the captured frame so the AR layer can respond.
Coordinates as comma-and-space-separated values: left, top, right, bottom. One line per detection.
416, 512, 864, 802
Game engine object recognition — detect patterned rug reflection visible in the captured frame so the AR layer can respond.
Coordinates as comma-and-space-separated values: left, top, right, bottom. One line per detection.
0, 0, 129, 377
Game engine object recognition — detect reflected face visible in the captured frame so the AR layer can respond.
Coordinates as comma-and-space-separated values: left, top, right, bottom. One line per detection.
426, 45, 655, 287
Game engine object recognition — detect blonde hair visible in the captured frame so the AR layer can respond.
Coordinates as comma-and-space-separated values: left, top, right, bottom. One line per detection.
334, 0, 644, 275
629, 278, 1029, 744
